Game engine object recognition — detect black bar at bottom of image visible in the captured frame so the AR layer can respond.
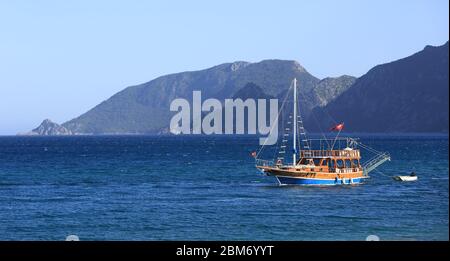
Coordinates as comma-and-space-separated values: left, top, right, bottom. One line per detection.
0, 241, 448, 259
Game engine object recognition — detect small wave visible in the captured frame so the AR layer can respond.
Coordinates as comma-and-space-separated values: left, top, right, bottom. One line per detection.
321, 215, 378, 221
214, 198, 244, 202
0, 182, 27, 186
239, 181, 266, 187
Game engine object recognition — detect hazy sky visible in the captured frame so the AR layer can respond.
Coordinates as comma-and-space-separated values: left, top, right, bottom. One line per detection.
0, 0, 448, 134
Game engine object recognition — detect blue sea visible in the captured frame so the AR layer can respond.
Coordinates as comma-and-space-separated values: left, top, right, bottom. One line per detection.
0, 135, 448, 240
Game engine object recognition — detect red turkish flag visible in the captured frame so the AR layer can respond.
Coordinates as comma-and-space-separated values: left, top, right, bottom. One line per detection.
330, 123, 344, 131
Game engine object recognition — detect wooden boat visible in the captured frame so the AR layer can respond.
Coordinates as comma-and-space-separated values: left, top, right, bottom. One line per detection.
255, 78, 390, 186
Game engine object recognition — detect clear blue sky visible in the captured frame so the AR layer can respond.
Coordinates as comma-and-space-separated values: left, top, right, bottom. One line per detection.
0, 0, 448, 134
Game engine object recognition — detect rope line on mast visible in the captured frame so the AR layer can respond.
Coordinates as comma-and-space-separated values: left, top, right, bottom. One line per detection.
298, 89, 330, 149
357, 141, 384, 155
255, 80, 293, 159
372, 168, 392, 178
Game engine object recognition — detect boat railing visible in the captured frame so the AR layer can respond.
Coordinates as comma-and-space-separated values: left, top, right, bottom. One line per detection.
363, 152, 391, 176
301, 150, 360, 158
333, 167, 363, 173
255, 159, 274, 167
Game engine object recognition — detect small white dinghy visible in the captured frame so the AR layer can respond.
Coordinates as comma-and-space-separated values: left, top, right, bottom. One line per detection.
393, 172, 418, 182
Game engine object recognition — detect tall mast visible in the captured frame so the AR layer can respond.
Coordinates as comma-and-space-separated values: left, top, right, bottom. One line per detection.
293, 78, 297, 166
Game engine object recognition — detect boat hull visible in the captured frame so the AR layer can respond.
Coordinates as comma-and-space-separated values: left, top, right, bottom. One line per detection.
275, 176, 364, 185
257, 166, 366, 186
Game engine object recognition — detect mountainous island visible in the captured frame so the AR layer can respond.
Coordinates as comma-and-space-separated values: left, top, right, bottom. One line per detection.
24, 119, 73, 136
26, 41, 448, 135
309, 41, 449, 132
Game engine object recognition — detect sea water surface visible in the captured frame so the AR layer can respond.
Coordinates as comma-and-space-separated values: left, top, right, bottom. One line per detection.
0, 135, 448, 240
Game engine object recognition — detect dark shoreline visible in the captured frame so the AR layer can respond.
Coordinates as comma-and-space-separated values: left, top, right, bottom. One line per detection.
3, 132, 449, 138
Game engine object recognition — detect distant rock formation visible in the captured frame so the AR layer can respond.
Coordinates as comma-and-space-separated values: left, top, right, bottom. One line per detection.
24, 119, 73, 135
25, 41, 449, 135
59, 59, 354, 134
313, 75, 356, 107
308, 41, 449, 132
232, 82, 275, 100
